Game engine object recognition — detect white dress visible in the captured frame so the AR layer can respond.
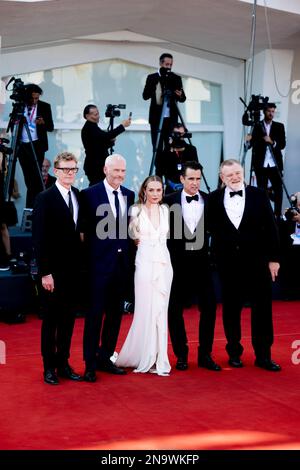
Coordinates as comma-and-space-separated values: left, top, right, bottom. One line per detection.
116, 204, 173, 376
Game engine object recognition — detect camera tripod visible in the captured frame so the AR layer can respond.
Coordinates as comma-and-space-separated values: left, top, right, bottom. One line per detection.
148, 88, 211, 193
107, 114, 116, 155
4, 102, 45, 203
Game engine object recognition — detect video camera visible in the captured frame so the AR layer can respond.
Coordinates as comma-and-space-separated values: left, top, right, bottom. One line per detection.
170, 130, 192, 148
105, 104, 126, 118
159, 67, 177, 92
285, 194, 300, 221
0, 138, 13, 156
241, 94, 270, 126
6, 77, 27, 103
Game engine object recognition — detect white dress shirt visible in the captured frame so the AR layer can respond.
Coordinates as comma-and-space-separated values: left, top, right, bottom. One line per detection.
223, 185, 245, 229
55, 181, 79, 225
181, 190, 204, 233
103, 178, 126, 217
263, 121, 276, 168
21, 104, 38, 143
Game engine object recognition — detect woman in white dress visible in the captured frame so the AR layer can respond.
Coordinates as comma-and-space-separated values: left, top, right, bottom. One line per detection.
116, 176, 173, 376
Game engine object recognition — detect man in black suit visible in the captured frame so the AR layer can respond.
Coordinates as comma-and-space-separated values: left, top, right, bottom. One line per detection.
143, 53, 186, 155
207, 159, 281, 371
81, 104, 131, 186
42, 158, 56, 189
16, 84, 54, 208
79, 154, 135, 382
33, 152, 82, 385
164, 161, 221, 371
248, 103, 286, 217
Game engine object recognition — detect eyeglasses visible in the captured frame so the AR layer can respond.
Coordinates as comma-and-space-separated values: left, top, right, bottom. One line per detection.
55, 167, 79, 174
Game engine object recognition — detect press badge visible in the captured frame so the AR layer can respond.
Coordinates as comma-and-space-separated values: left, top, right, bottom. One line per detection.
177, 164, 182, 171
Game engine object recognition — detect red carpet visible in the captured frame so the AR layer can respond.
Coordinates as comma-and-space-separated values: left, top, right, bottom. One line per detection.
0, 301, 300, 450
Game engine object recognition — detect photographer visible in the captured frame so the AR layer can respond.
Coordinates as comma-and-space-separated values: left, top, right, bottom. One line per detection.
81, 104, 131, 186
247, 103, 286, 217
155, 124, 198, 194
279, 193, 300, 299
16, 84, 54, 208
142, 53, 186, 154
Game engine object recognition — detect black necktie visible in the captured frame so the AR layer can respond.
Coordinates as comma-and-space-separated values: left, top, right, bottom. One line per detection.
68, 190, 74, 219
113, 190, 120, 237
229, 190, 243, 198
186, 194, 199, 203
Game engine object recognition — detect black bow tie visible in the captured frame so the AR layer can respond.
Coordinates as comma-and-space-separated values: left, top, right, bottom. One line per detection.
186, 194, 199, 203
229, 190, 243, 198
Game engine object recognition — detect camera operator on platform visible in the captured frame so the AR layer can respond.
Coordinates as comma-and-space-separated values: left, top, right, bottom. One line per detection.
142, 53, 186, 155
81, 104, 131, 186
155, 123, 199, 194
17, 84, 54, 208
246, 103, 286, 217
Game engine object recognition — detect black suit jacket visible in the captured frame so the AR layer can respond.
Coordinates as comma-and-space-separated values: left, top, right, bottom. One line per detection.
207, 186, 280, 268
81, 121, 125, 178
36, 100, 54, 152
44, 173, 56, 189
32, 185, 81, 277
251, 120, 286, 172
164, 190, 210, 269
79, 181, 135, 275
142, 72, 186, 127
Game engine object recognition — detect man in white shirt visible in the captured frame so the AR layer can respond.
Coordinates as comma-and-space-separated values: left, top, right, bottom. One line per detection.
165, 161, 221, 372
17, 84, 54, 208
207, 159, 281, 371
33, 152, 82, 385
79, 154, 135, 382
248, 103, 286, 217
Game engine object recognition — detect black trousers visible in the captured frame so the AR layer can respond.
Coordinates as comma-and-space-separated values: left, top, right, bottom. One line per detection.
83, 254, 126, 370
17, 140, 45, 208
168, 257, 217, 360
219, 261, 274, 360
255, 166, 283, 217
40, 273, 78, 371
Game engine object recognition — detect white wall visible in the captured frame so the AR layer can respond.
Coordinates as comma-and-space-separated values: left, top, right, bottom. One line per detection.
1, 41, 244, 160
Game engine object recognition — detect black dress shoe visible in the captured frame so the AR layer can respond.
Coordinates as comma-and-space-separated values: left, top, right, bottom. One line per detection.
97, 361, 127, 375
57, 365, 82, 381
198, 355, 221, 371
83, 369, 97, 382
176, 357, 188, 371
44, 369, 59, 385
255, 358, 281, 371
228, 357, 243, 368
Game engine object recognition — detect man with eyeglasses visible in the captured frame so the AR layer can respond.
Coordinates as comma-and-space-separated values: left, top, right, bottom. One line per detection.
33, 152, 82, 385
16, 84, 54, 208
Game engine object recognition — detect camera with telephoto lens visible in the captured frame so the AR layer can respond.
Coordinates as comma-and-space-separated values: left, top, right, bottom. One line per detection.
170, 130, 192, 148
105, 104, 126, 118
285, 194, 300, 221
242, 94, 270, 126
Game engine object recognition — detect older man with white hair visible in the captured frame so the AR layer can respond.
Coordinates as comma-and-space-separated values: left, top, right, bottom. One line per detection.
79, 154, 135, 382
